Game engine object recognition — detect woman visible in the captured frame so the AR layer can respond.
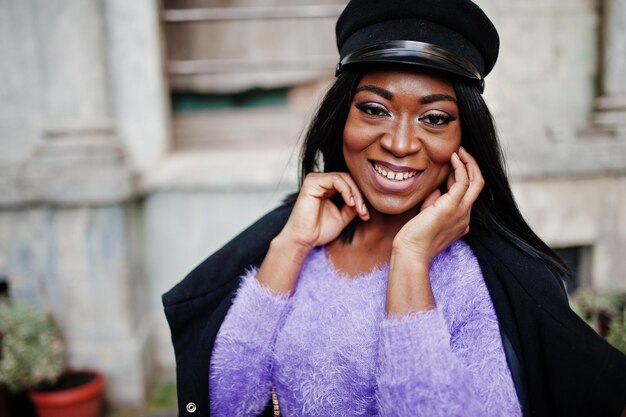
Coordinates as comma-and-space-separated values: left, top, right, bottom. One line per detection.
163, 0, 626, 416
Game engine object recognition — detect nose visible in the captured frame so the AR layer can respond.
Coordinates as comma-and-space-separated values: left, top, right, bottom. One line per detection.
379, 116, 422, 158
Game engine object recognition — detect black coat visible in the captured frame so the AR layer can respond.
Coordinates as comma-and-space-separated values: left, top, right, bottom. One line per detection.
163, 203, 626, 417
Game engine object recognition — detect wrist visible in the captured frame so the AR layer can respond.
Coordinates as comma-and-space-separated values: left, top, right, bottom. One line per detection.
272, 232, 312, 261
389, 250, 430, 277
391, 241, 432, 269
256, 233, 311, 295
387, 252, 435, 315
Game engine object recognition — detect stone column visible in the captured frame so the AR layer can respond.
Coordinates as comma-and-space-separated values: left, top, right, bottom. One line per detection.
592, 0, 626, 133
27, 0, 133, 204
18, 0, 147, 407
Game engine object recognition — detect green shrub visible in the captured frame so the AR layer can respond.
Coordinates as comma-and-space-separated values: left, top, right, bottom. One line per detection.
0, 301, 65, 393
606, 310, 626, 354
570, 289, 626, 355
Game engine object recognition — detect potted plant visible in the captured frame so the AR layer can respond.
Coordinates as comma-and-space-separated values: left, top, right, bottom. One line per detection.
570, 289, 626, 354
0, 301, 106, 417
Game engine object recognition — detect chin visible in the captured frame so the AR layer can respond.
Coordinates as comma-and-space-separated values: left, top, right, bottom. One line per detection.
366, 194, 421, 216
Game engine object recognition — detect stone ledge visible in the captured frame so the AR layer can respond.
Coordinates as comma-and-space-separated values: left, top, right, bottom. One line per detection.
139, 145, 300, 193
0, 136, 137, 208
507, 137, 626, 180
0, 162, 136, 208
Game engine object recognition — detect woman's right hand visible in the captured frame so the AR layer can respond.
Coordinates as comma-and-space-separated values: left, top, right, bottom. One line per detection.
256, 172, 369, 295
279, 172, 370, 251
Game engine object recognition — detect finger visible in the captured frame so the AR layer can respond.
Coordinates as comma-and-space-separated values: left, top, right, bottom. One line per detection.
421, 188, 441, 211
306, 172, 369, 219
447, 152, 470, 202
298, 173, 339, 212
338, 203, 359, 225
332, 174, 358, 209
336, 172, 370, 220
333, 174, 370, 221
458, 147, 484, 204
313, 174, 355, 208
446, 170, 455, 191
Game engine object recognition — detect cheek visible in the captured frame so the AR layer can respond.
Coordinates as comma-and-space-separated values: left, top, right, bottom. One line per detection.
342, 127, 363, 154
430, 150, 454, 191
427, 128, 461, 165
343, 117, 377, 154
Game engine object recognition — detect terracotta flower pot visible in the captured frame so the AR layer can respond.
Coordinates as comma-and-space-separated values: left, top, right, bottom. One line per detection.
29, 370, 106, 417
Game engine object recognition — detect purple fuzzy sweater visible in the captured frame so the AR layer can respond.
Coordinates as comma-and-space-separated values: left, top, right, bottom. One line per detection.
209, 240, 522, 417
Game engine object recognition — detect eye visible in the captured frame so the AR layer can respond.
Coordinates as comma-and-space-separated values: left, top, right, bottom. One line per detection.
418, 112, 457, 127
354, 101, 390, 118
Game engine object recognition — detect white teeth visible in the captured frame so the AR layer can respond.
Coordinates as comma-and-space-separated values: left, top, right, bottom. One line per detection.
373, 163, 418, 181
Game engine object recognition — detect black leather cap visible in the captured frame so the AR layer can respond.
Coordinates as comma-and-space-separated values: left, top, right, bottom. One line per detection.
335, 0, 500, 92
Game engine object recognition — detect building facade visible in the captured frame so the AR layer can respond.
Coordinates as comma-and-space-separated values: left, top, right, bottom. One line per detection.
0, 0, 625, 407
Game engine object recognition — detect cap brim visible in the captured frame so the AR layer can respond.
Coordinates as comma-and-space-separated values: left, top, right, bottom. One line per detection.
337, 40, 483, 82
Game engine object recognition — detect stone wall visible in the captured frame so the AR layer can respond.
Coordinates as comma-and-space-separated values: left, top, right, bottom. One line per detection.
0, 0, 164, 406
0, 0, 624, 409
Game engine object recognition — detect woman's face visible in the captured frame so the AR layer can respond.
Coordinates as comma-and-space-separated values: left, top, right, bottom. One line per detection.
342, 69, 462, 215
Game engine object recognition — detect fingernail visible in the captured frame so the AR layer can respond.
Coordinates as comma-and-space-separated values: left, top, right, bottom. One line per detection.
349, 196, 355, 206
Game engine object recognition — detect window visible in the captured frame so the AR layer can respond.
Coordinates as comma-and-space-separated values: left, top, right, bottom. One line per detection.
554, 246, 592, 294
161, 1, 347, 148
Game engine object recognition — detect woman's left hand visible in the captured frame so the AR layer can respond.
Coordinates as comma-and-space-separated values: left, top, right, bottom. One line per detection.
392, 146, 484, 265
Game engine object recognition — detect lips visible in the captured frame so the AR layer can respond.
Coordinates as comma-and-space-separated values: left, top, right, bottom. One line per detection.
371, 161, 420, 181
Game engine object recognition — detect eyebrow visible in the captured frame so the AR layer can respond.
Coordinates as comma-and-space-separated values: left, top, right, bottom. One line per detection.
355, 85, 393, 100
419, 94, 458, 105
355, 86, 457, 105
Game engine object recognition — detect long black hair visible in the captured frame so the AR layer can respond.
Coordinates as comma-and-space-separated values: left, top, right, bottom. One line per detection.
288, 68, 570, 278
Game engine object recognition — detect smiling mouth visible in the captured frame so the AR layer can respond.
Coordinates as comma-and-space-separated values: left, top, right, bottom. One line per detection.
372, 162, 419, 181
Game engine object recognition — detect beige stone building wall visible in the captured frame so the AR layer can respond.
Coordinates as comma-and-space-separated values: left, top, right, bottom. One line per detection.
0, 0, 624, 408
